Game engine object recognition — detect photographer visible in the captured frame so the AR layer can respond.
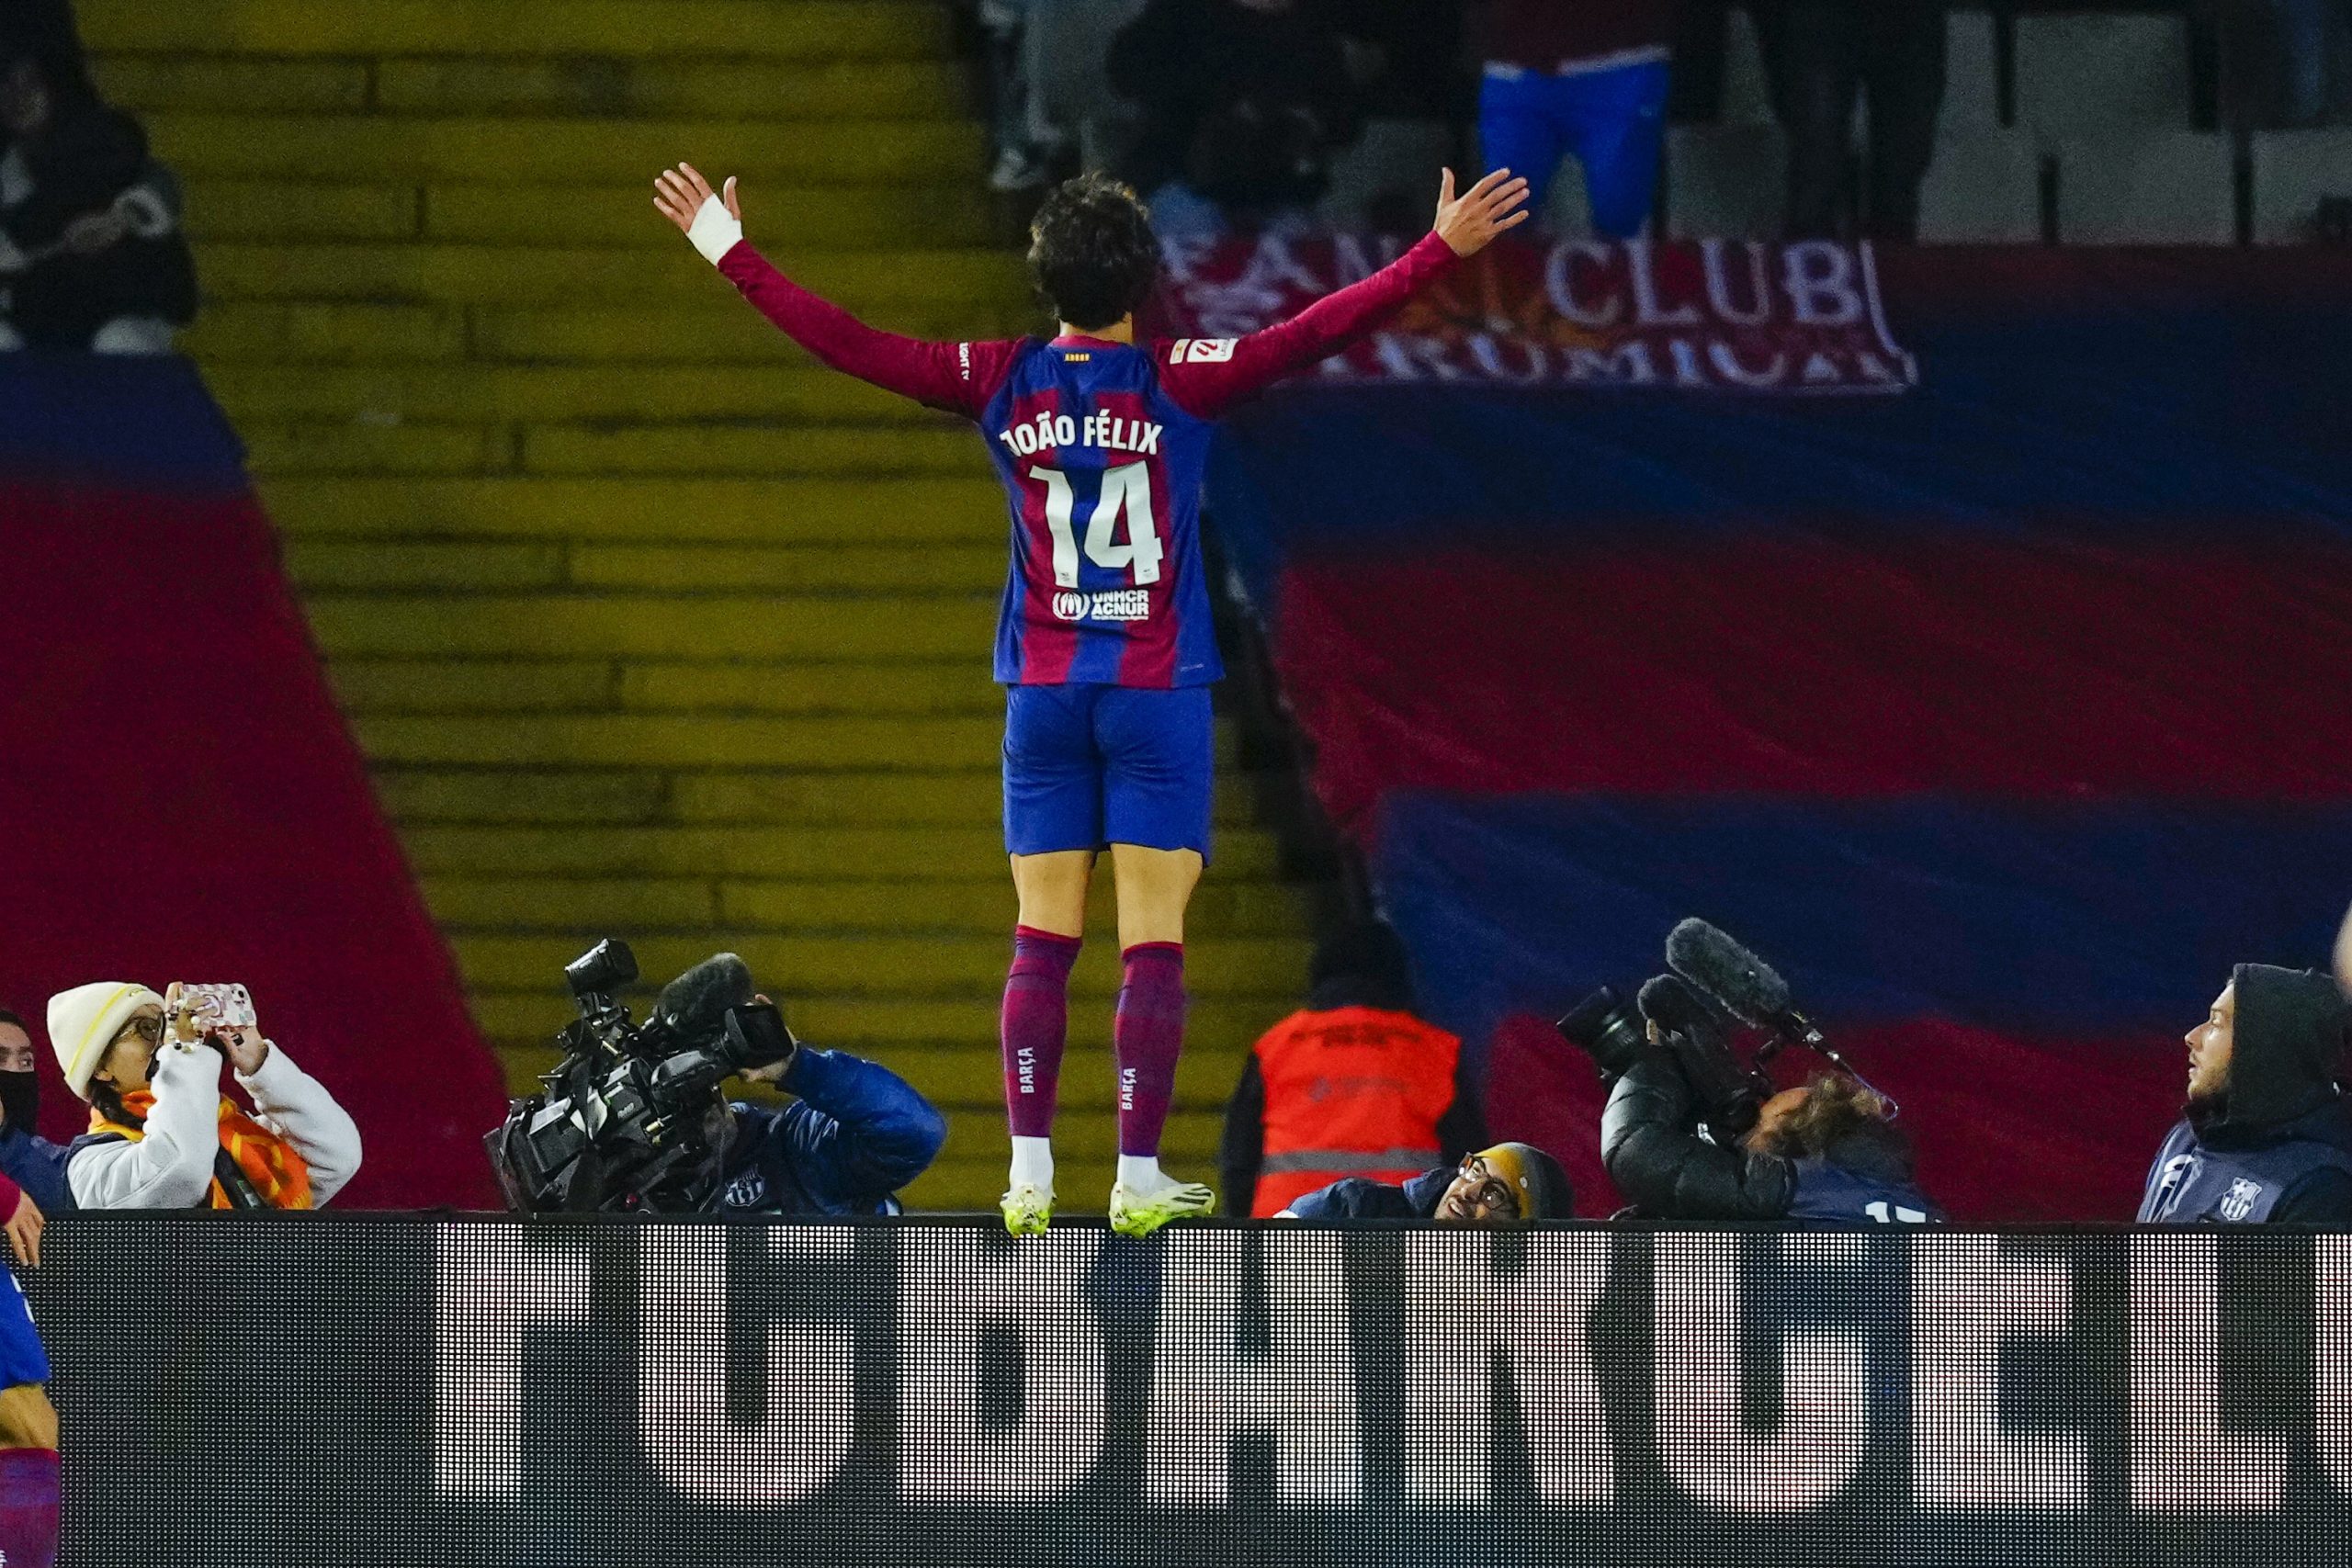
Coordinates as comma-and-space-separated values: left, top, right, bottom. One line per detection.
1601, 1043, 1939, 1226
1280, 1140, 1572, 1224
710, 1017, 947, 1216
493, 947, 944, 1215
2139, 964, 2352, 1224
45, 982, 361, 1210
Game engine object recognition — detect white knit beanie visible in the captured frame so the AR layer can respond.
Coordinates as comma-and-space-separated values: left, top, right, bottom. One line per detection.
47, 982, 164, 1100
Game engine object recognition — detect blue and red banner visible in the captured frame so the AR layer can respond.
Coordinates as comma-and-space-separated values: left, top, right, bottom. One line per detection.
1199, 243, 2352, 1221
0, 355, 505, 1207
1161, 235, 1917, 392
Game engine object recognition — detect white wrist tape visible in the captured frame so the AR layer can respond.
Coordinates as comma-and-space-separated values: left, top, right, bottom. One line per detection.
686, 194, 743, 265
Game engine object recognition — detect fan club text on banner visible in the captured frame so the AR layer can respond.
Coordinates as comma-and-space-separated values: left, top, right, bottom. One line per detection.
1159, 236, 1918, 393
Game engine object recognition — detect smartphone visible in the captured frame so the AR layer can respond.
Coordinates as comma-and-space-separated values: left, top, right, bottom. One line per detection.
170, 983, 256, 1043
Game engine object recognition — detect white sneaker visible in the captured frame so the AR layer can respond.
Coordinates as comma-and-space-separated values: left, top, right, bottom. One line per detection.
1001, 1183, 1054, 1237
988, 144, 1050, 193
1108, 1179, 1215, 1238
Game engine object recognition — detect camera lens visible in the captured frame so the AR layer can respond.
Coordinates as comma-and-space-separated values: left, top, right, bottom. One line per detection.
1556, 985, 1648, 1078
564, 938, 640, 998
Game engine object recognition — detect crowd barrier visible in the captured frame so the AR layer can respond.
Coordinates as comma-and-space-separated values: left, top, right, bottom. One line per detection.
24, 1214, 2352, 1565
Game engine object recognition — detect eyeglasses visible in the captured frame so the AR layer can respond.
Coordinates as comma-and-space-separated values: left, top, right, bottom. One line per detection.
111, 1015, 164, 1047
1455, 1157, 1520, 1220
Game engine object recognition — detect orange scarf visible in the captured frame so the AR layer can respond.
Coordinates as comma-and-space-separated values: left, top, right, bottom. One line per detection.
94, 1090, 313, 1210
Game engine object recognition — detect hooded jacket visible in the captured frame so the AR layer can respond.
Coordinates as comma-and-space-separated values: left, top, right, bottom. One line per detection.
2140, 964, 2352, 1224
712, 1046, 945, 1216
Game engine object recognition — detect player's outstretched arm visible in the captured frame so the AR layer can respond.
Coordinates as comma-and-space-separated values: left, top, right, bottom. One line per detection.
653, 162, 1009, 417
1162, 167, 1530, 419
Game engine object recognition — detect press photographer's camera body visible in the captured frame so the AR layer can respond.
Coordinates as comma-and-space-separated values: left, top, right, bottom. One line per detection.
488, 940, 944, 1216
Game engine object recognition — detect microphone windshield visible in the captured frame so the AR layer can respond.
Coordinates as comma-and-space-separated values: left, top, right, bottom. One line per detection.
1666, 919, 1792, 1025
655, 952, 755, 1040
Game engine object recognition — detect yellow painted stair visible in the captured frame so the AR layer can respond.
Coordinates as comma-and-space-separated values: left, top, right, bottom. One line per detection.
84, 0, 1319, 1212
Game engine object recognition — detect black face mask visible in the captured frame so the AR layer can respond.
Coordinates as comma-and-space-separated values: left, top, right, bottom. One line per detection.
0, 1070, 37, 1134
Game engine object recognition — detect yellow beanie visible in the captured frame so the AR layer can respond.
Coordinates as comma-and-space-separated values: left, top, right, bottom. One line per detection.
46, 982, 163, 1100
1472, 1141, 1571, 1220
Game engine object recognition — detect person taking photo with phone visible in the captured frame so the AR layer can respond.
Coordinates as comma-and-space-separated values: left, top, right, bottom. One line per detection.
44, 981, 361, 1209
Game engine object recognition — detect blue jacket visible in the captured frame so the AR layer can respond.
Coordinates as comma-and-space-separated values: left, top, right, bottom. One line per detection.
2139, 1103, 2352, 1224
1284, 1167, 1454, 1221
714, 1047, 946, 1216
2138, 965, 2352, 1225
0, 1124, 74, 1217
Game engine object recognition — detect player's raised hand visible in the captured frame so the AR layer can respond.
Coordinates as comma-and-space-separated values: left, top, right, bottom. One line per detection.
652, 162, 741, 235
1433, 167, 1531, 257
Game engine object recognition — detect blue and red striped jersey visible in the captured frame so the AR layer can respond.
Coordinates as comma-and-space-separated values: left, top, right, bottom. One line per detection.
715, 231, 1460, 688
979, 336, 1220, 686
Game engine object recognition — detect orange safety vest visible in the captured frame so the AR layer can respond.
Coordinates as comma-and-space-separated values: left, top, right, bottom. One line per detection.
1250, 1005, 1462, 1216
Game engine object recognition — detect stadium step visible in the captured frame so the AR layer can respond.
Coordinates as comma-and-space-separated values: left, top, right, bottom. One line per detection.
99, 56, 972, 120
173, 180, 994, 250
451, 932, 1310, 999
327, 660, 1005, 717
397, 822, 1281, 884
79, 1, 954, 62
305, 593, 1000, 660
263, 477, 1005, 542
96, 0, 1314, 1212
373, 766, 1269, 829
207, 364, 932, 423
196, 243, 1023, 307
189, 301, 1026, 367
141, 112, 983, 186
288, 541, 1005, 593
417, 872, 1306, 934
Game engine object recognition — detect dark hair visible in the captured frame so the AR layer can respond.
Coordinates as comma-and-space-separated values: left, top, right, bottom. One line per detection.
90, 1077, 135, 1127
1752, 1074, 1909, 1169
1027, 172, 1159, 332
0, 1009, 24, 1033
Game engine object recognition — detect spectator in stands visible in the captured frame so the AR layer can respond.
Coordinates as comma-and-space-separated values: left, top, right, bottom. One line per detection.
1336, 0, 1470, 120
0, 24, 198, 352
1753, 0, 1947, 241
0, 0, 85, 88
707, 1024, 947, 1215
1106, 0, 1363, 238
1281, 1140, 1571, 1221
0, 1010, 69, 1219
1471, 0, 1681, 238
1220, 918, 1487, 1216
46, 982, 361, 1210
2139, 964, 2352, 1224
1604, 1054, 1941, 1224
2222, 0, 2351, 127
976, 0, 1058, 194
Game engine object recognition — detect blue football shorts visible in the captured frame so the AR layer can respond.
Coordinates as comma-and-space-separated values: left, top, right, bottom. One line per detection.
1, 1267, 49, 1388
1002, 684, 1214, 862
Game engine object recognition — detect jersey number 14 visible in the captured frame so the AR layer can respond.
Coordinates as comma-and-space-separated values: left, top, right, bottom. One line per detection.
1029, 463, 1163, 588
